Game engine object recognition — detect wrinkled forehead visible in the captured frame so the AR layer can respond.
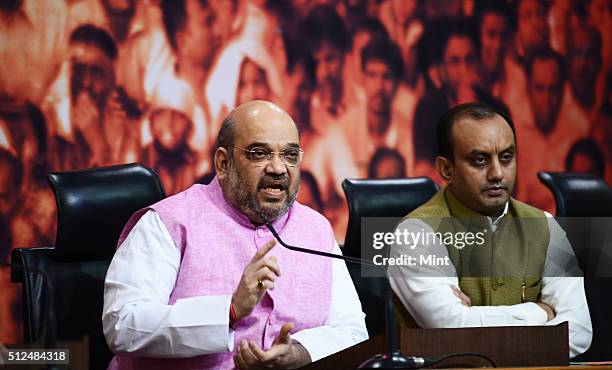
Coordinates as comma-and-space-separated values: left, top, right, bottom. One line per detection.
452, 116, 515, 155
234, 106, 299, 147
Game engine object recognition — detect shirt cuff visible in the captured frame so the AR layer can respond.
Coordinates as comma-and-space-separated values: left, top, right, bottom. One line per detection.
518, 302, 549, 325
291, 325, 364, 363
291, 329, 327, 363
171, 295, 235, 353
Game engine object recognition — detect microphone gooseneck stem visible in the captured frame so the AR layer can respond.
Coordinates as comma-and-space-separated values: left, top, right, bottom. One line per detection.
259, 213, 400, 354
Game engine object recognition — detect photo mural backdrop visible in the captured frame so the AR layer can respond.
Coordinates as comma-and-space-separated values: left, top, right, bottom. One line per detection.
0, 0, 610, 343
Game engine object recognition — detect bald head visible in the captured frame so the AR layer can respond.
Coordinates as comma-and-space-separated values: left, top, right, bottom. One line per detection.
217, 100, 298, 150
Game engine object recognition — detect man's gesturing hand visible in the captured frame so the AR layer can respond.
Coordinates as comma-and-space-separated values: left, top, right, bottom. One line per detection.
232, 239, 281, 320
233, 322, 312, 369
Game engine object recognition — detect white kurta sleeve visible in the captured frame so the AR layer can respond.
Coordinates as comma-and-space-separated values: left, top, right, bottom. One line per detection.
540, 214, 592, 358
389, 219, 549, 329
102, 210, 235, 358
291, 242, 369, 362
389, 216, 593, 358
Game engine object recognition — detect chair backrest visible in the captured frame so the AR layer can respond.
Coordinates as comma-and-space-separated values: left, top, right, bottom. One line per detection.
537, 172, 612, 217
49, 163, 166, 261
11, 163, 165, 370
341, 177, 438, 337
538, 172, 612, 361
342, 177, 439, 257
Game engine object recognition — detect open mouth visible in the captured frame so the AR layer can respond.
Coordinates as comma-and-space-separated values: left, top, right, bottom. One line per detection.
263, 187, 283, 193
259, 182, 289, 200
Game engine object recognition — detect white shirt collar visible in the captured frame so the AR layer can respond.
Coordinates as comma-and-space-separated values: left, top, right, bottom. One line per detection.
487, 201, 509, 231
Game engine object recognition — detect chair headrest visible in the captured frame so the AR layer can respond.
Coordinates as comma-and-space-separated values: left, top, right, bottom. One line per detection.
48, 163, 166, 261
342, 177, 439, 217
342, 177, 439, 254
538, 172, 612, 217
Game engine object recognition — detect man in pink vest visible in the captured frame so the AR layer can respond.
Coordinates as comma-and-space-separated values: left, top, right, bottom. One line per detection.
102, 100, 368, 370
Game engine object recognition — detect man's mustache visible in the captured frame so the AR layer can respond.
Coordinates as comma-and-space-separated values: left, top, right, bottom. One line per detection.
258, 175, 290, 190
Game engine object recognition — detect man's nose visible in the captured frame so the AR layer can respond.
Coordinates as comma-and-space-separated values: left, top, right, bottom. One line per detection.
264, 153, 288, 175
487, 158, 504, 182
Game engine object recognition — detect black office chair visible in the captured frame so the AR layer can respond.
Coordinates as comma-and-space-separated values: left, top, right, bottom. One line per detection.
538, 171, 612, 360
341, 177, 439, 336
11, 163, 165, 370
538, 172, 612, 217
538, 171, 612, 273
342, 177, 439, 257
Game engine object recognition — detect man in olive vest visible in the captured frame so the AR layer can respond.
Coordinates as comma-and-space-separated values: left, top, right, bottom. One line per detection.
388, 103, 592, 358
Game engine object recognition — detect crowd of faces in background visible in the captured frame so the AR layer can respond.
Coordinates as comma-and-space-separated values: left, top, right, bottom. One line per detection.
0, 0, 610, 343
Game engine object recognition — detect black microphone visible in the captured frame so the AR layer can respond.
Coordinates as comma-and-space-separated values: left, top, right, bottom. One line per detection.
257, 211, 426, 369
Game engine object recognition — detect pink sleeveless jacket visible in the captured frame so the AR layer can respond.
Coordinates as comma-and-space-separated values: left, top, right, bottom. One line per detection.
107, 177, 334, 370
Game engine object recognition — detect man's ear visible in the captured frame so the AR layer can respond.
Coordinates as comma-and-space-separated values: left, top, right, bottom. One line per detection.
435, 156, 454, 184
214, 147, 230, 180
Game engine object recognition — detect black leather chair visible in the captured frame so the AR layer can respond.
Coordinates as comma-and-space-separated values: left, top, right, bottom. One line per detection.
341, 177, 439, 336
11, 163, 165, 370
342, 177, 439, 257
538, 172, 612, 217
538, 172, 612, 360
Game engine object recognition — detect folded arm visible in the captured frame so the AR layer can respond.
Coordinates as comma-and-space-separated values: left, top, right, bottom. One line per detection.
389, 218, 592, 357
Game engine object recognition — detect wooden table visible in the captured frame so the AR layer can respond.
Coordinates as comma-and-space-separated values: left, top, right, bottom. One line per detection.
300, 323, 583, 369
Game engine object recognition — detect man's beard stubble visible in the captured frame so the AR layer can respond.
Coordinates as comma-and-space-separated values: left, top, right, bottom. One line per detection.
222, 162, 300, 223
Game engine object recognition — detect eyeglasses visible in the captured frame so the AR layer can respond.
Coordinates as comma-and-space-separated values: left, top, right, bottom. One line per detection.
232, 145, 304, 167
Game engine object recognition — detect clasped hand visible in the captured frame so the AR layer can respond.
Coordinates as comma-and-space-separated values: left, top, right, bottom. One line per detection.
451, 285, 556, 321
233, 323, 311, 369
231, 241, 311, 368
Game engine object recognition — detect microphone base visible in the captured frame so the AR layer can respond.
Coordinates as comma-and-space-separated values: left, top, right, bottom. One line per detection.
358, 351, 426, 369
